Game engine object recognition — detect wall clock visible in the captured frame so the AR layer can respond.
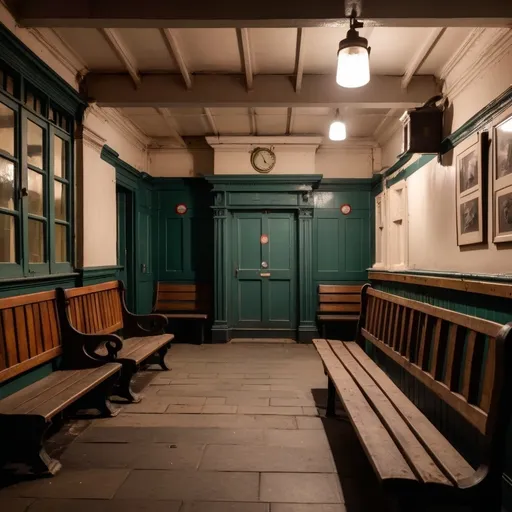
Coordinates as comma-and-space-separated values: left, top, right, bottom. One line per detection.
251, 147, 276, 173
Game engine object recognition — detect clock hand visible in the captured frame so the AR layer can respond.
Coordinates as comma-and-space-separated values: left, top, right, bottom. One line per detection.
262, 155, 267, 164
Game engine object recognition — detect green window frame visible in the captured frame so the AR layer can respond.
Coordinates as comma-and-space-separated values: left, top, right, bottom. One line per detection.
0, 63, 74, 278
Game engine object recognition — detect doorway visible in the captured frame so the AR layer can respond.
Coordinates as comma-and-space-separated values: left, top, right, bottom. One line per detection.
231, 210, 297, 335
116, 185, 135, 310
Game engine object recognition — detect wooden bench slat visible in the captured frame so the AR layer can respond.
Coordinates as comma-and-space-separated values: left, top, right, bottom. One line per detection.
479, 337, 496, 413
319, 294, 361, 303
443, 324, 458, 388
30, 364, 121, 419
64, 281, 119, 298
429, 318, 443, 378
318, 304, 361, 313
158, 283, 199, 292
317, 314, 359, 322
343, 342, 476, 485
362, 328, 488, 435
313, 339, 418, 484
328, 340, 452, 486
156, 301, 207, 311
318, 285, 362, 294
461, 330, 477, 401
118, 335, 173, 365
162, 313, 209, 320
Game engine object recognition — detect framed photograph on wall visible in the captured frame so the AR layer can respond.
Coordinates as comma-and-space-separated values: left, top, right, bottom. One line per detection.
456, 132, 487, 246
492, 107, 512, 243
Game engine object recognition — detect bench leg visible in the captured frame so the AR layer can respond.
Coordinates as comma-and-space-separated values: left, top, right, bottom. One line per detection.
326, 377, 336, 417
14, 417, 62, 476
114, 364, 142, 403
94, 376, 121, 417
322, 323, 326, 338
158, 345, 170, 371
200, 321, 205, 344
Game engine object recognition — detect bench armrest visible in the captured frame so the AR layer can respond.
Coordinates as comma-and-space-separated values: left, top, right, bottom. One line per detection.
123, 311, 169, 337
62, 330, 124, 368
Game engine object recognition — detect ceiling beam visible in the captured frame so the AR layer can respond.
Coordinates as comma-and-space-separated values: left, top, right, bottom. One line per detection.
373, 108, 401, 143
7, 0, 512, 28
401, 27, 446, 89
286, 107, 295, 135
294, 28, 306, 93
204, 108, 218, 135
99, 28, 141, 87
155, 107, 186, 147
237, 28, 254, 91
85, 73, 440, 109
249, 107, 257, 134
160, 28, 192, 90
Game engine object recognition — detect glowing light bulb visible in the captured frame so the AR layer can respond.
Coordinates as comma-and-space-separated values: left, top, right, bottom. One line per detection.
329, 120, 347, 141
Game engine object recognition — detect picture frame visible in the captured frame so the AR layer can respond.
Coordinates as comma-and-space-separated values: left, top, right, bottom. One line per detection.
456, 132, 487, 246
492, 107, 512, 243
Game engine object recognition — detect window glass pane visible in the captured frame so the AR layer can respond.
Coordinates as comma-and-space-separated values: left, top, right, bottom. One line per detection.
55, 223, 68, 262
0, 158, 15, 210
0, 213, 15, 262
28, 169, 44, 216
28, 219, 44, 263
26, 90, 35, 110
0, 103, 15, 156
27, 120, 44, 169
6, 76, 14, 96
54, 136, 66, 178
54, 181, 67, 220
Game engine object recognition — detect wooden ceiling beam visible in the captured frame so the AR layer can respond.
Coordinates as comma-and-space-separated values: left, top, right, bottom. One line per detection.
295, 28, 306, 94
155, 107, 186, 147
204, 108, 219, 135
237, 28, 254, 91
160, 28, 192, 89
85, 73, 440, 109
99, 28, 141, 88
7, 0, 512, 28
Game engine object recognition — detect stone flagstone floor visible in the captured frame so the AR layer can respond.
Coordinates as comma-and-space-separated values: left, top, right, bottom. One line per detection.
0, 342, 388, 512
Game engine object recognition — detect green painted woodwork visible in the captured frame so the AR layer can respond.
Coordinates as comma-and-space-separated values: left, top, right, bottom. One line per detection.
79, 266, 120, 286
232, 211, 297, 330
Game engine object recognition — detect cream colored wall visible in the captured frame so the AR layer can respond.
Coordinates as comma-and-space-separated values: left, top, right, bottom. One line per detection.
150, 147, 214, 177
379, 40, 512, 275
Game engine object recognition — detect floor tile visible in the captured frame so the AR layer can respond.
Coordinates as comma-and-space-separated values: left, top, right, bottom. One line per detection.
166, 405, 203, 414
225, 397, 270, 406
297, 417, 325, 429
180, 502, 268, 512
238, 406, 303, 416
270, 398, 317, 407
115, 470, 259, 501
0, 470, 130, 499
202, 405, 237, 414
205, 397, 226, 405
27, 499, 182, 512
260, 473, 342, 503
122, 400, 169, 414
303, 406, 320, 416
0, 498, 34, 512
271, 505, 346, 512
264, 429, 330, 448
199, 444, 335, 472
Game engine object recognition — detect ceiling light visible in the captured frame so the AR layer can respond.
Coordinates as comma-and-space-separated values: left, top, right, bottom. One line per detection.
336, 14, 371, 89
329, 110, 347, 141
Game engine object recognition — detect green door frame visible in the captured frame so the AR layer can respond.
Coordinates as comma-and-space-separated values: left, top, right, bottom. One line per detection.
205, 174, 322, 343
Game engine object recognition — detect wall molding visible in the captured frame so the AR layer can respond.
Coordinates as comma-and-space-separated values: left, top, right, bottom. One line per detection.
78, 265, 121, 285
369, 270, 512, 299
0, 21, 87, 116
76, 125, 107, 154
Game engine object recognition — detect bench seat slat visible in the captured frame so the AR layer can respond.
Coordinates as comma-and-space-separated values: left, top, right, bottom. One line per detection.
328, 340, 452, 486
118, 335, 172, 365
342, 341, 476, 485
0, 364, 121, 418
317, 314, 359, 322
161, 313, 208, 320
313, 339, 418, 485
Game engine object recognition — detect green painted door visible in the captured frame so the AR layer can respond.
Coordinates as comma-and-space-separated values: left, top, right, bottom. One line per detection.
232, 211, 297, 330
116, 186, 134, 310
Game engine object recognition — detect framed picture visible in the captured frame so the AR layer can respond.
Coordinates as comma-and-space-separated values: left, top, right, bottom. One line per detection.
456, 132, 487, 246
493, 107, 512, 243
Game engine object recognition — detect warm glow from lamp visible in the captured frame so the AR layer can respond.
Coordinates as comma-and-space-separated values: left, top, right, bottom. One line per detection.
336, 15, 371, 89
336, 46, 370, 88
329, 120, 347, 141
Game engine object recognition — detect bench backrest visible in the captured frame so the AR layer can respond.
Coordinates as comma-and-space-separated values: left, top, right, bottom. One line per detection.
360, 286, 512, 438
0, 291, 62, 384
318, 284, 362, 315
154, 282, 210, 313
63, 281, 123, 335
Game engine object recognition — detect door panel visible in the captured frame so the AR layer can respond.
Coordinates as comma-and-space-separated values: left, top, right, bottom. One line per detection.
233, 211, 296, 330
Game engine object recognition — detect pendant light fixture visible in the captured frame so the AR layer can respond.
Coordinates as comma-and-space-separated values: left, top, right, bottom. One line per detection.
329, 109, 347, 141
336, 13, 371, 88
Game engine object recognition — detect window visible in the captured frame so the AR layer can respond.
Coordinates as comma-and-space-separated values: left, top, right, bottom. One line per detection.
373, 191, 387, 269
387, 180, 408, 270
0, 63, 73, 278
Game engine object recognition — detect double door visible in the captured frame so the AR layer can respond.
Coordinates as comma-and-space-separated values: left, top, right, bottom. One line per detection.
232, 211, 297, 331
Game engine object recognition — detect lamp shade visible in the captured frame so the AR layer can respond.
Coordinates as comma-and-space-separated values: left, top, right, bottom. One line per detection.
329, 120, 347, 141
336, 46, 370, 88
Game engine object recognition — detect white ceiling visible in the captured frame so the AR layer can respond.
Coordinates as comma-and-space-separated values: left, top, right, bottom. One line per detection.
53, 26, 475, 141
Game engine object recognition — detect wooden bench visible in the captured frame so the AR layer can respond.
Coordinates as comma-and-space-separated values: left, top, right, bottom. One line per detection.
317, 284, 362, 337
0, 291, 121, 476
58, 281, 173, 403
153, 282, 210, 343
314, 284, 512, 511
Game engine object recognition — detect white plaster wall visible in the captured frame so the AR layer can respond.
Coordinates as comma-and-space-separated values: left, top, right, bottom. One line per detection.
381, 128, 403, 170
149, 148, 214, 177
316, 148, 374, 178
380, 38, 512, 275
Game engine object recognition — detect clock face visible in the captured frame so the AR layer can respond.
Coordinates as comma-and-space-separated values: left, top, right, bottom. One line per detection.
251, 148, 276, 173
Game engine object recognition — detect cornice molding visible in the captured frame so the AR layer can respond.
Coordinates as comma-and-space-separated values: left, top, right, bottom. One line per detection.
442, 28, 512, 102
87, 104, 150, 153
206, 136, 323, 147
76, 125, 107, 154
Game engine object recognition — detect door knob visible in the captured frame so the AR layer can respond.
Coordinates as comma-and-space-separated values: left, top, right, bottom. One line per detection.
235, 267, 239, 277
